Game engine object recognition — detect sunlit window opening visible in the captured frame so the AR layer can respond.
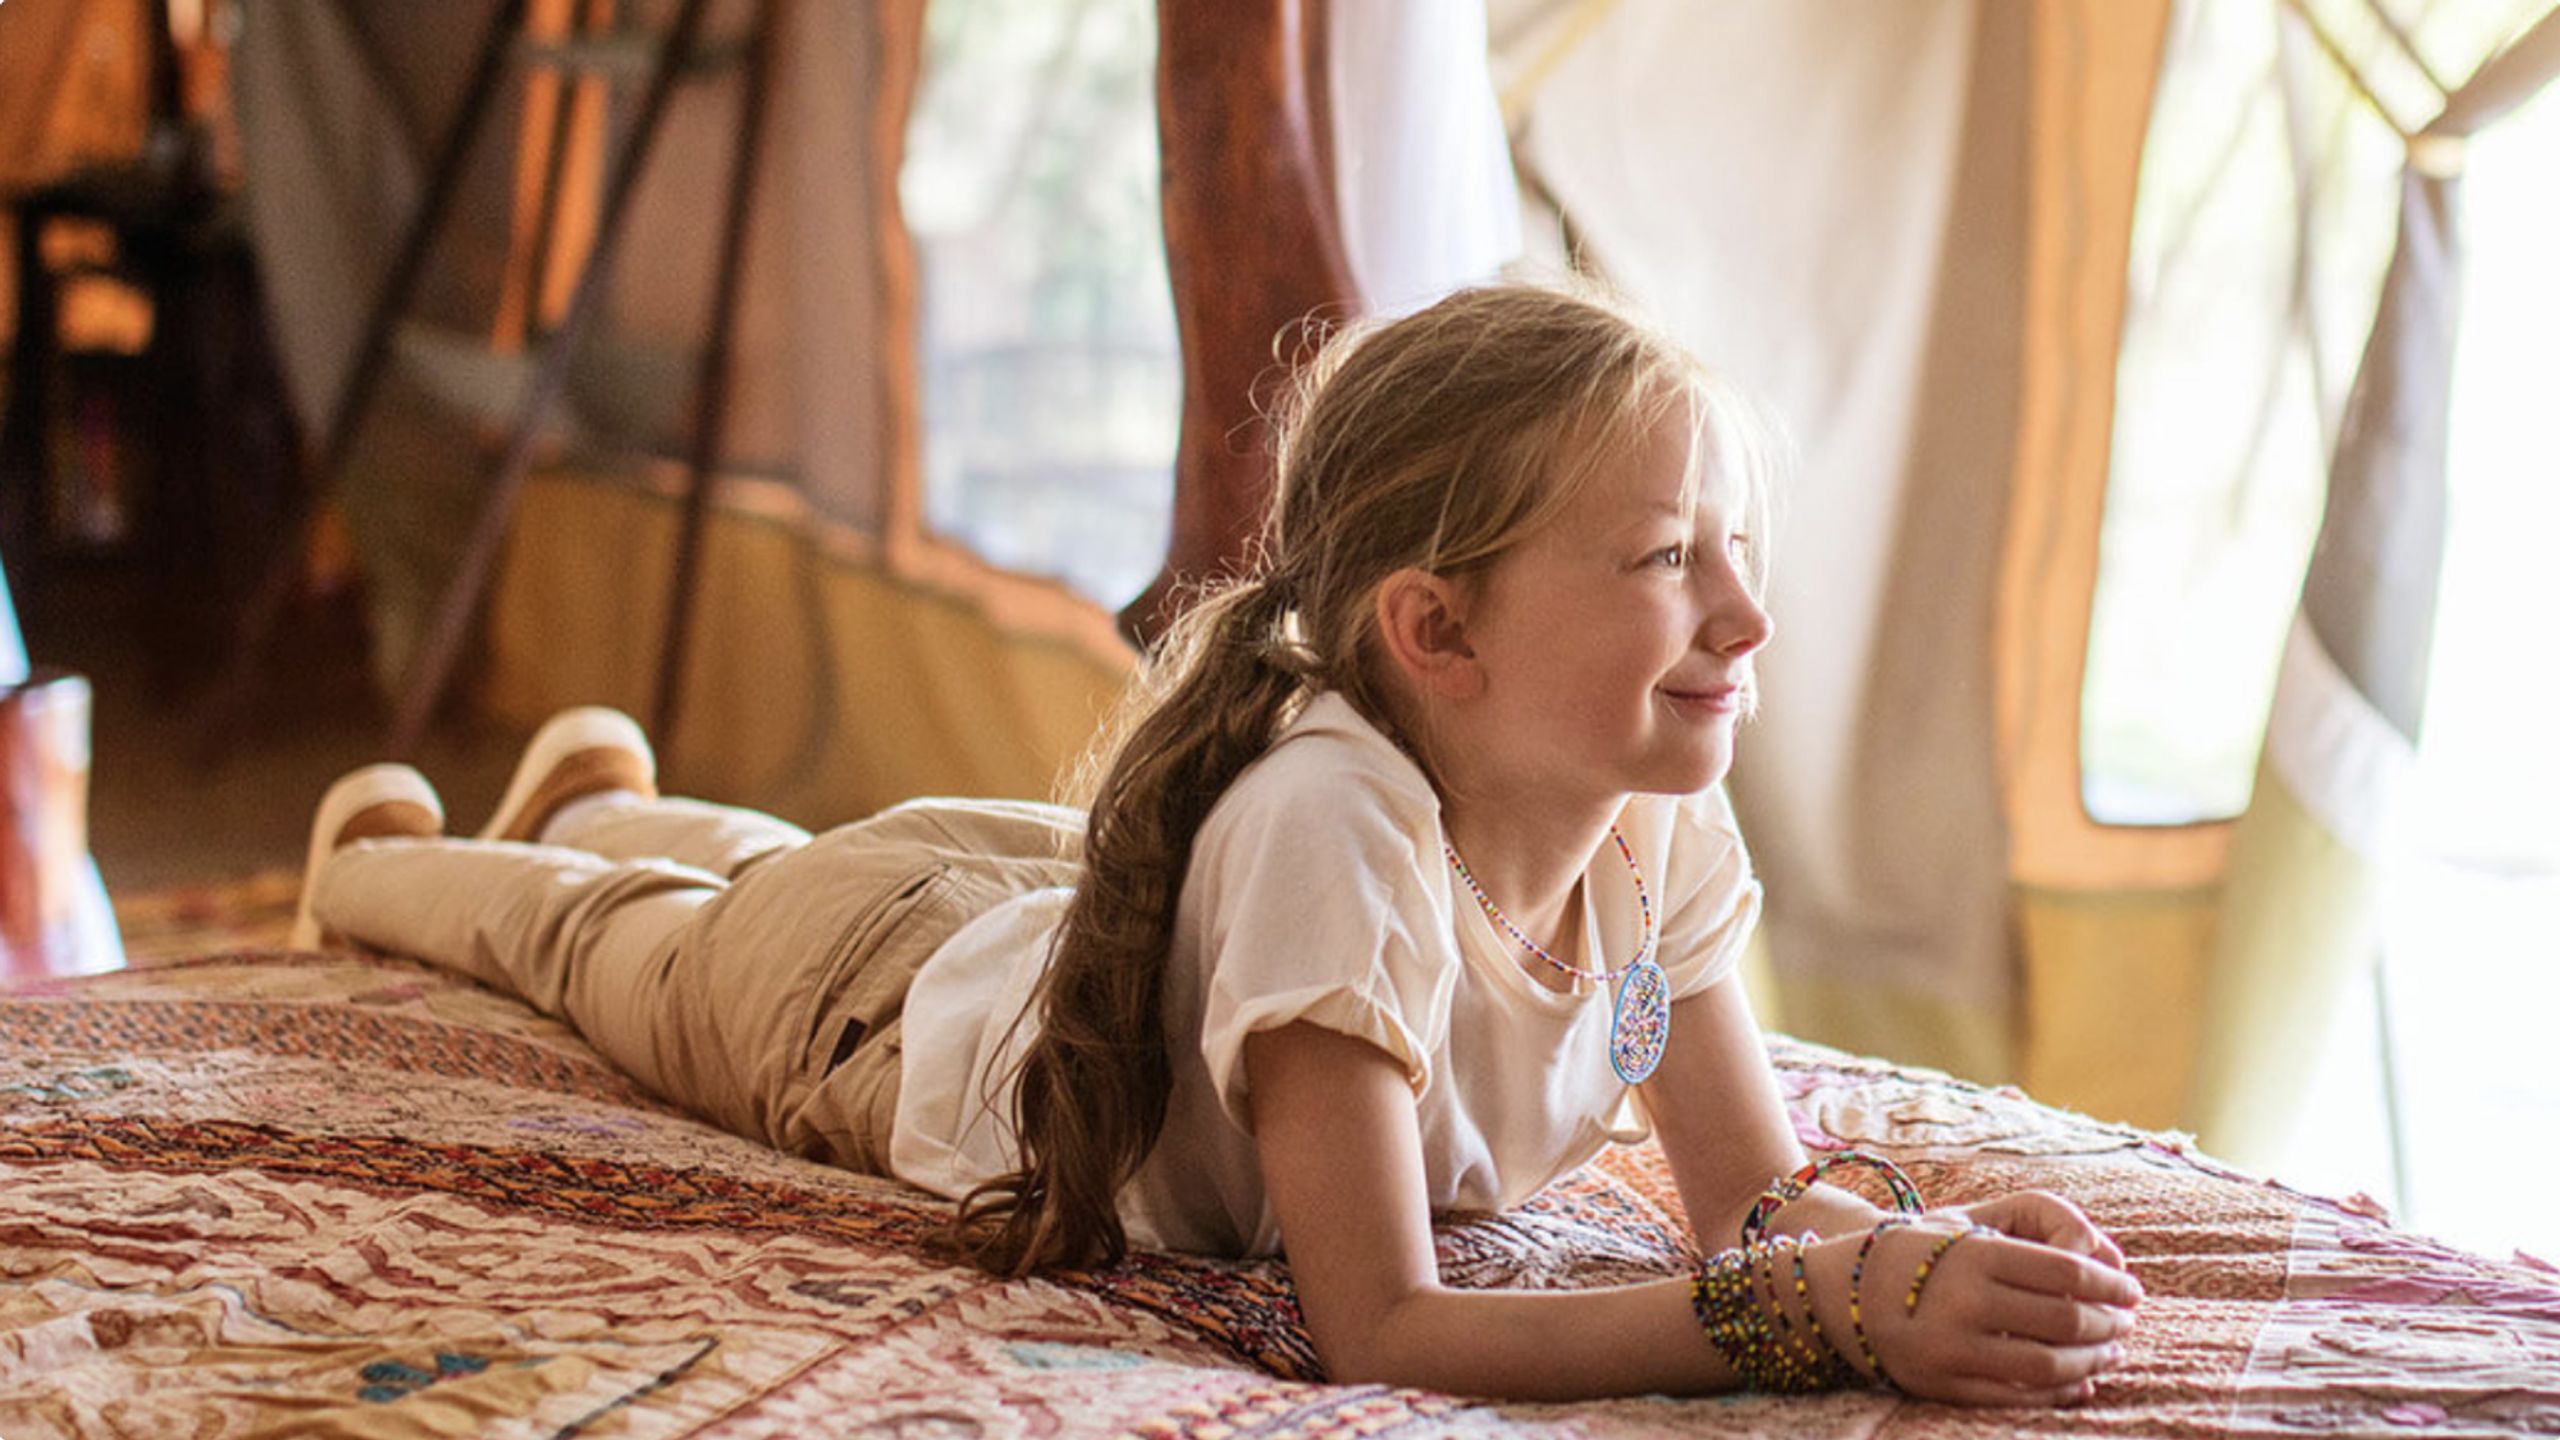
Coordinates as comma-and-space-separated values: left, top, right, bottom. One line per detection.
2080, 0, 2400, 827
900, 0, 1178, 610
2091, 0, 2558, 1260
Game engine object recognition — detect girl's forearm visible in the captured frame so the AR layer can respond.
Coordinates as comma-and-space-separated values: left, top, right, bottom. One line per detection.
1323, 1277, 1743, 1401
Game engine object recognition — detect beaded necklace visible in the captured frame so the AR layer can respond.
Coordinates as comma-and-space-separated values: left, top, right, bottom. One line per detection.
1444, 825, 1672, 1083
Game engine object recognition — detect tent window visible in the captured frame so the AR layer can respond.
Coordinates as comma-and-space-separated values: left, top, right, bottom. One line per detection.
2079, 0, 2400, 826
900, 0, 1178, 610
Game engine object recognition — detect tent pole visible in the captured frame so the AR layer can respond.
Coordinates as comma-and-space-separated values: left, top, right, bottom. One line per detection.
195, 0, 529, 758
387, 0, 717, 756
501, 0, 591, 349
652, 0, 782, 749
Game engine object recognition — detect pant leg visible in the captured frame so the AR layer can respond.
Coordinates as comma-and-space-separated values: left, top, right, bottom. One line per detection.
316, 799, 1085, 1173
547, 795, 811, 880
312, 838, 719, 1101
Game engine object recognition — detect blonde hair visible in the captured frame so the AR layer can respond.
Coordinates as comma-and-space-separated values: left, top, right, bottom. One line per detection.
951, 282, 1779, 1275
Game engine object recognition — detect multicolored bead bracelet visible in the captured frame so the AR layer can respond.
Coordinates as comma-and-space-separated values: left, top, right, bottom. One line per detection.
1689, 1235, 1856, 1393
1740, 1150, 1928, 1245
1848, 1217, 1918, 1387
1907, 1224, 2002, 1317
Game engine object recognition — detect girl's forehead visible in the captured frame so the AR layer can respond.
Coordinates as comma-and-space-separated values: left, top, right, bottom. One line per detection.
1575, 413, 1748, 522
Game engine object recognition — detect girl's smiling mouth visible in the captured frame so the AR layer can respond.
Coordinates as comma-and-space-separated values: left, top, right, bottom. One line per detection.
1659, 683, 1744, 715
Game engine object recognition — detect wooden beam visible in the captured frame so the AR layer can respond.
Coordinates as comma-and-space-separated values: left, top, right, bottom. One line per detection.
1121, 0, 1361, 647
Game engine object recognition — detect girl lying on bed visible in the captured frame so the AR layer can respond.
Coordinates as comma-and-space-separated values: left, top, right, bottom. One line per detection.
289, 283, 2142, 1405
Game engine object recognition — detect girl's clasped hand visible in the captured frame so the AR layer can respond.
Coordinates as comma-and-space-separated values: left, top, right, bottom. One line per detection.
1712, 1155, 2143, 1405
1879, 1191, 2145, 1405
1820, 1191, 2143, 1406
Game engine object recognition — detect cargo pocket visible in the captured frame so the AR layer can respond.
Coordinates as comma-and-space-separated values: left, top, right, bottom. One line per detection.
797, 863, 954, 1075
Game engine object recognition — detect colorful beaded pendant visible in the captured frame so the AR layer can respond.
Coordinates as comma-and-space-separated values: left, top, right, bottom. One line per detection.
1607, 950, 1670, 1084
1446, 826, 1668, 1083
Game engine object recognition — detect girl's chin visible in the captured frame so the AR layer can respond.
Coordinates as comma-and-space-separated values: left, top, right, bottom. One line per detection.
1640, 745, 1735, 796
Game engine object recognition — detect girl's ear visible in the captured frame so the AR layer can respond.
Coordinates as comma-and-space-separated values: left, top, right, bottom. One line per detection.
1374, 568, 1485, 700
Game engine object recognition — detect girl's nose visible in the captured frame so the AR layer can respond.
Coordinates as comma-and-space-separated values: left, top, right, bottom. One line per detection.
1706, 581, 1773, 658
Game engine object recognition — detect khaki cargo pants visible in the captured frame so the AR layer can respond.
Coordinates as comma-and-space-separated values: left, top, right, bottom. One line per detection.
312, 795, 1084, 1173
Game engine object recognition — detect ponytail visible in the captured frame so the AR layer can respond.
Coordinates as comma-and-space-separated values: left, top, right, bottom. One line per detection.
952, 575, 1306, 1274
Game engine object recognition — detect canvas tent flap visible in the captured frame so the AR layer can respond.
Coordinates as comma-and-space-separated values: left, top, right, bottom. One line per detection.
1500, 0, 2026, 1080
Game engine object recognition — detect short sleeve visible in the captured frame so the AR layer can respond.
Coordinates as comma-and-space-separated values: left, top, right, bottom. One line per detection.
1650, 785, 1763, 1001
1185, 746, 1459, 1133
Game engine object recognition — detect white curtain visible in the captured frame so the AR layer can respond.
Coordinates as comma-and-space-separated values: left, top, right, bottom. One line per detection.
1328, 0, 1522, 315
1496, 0, 2025, 1077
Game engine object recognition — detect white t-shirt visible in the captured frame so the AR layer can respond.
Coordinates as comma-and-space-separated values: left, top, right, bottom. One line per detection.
890, 693, 1761, 1256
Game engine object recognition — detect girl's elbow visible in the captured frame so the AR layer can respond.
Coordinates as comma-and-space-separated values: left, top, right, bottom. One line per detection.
1302, 1287, 1440, 1387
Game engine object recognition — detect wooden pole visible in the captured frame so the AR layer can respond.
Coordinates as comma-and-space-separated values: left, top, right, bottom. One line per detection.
196, 0, 529, 756
652, 0, 782, 747
387, 0, 716, 755
1122, 0, 1361, 647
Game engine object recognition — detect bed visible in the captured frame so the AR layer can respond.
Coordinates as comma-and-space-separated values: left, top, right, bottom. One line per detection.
5, 947, 2557, 1437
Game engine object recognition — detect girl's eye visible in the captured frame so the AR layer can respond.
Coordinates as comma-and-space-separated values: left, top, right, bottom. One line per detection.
1648, 545, 1690, 570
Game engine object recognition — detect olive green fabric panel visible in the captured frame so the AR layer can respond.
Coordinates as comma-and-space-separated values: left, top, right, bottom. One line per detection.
482, 470, 1130, 828
1774, 976, 2014, 1092
2016, 882, 2218, 1131
2183, 764, 2378, 1167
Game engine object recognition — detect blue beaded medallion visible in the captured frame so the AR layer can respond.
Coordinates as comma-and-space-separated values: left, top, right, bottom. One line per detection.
1609, 956, 1671, 1084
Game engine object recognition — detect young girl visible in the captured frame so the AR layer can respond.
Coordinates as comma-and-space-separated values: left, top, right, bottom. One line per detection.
294, 284, 2141, 1406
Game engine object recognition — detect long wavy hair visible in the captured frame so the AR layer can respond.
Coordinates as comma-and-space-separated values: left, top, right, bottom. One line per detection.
949, 282, 1778, 1275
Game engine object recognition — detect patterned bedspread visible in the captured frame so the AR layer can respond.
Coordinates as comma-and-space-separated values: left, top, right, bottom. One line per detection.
3, 951, 2556, 1437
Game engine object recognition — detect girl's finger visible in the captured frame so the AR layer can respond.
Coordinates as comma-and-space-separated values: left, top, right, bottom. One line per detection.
1967, 1190, 2107, 1255
1975, 1235, 2147, 1308
1975, 1287, 2137, 1347
1925, 1373, 2102, 1409
1941, 1335, 2124, 1391
2091, 1227, 2129, 1271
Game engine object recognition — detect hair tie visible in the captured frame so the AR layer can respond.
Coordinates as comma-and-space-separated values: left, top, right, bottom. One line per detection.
1247, 575, 1321, 677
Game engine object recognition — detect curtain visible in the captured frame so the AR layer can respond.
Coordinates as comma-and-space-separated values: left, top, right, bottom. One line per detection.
2186, 2, 2560, 1166
228, 1, 1138, 816
1326, 0, 1521, 316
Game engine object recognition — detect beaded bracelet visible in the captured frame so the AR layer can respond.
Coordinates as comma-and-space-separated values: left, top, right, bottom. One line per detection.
1690, 1246, 1765, 1379
1786, 1237, 1856, 1388
1695, 1243, 1801, 1391
1690, 1236, 1853, 1393
1739, 1150, 1928, 1245
1848, 1217, 1916, 1388
1760, 1238, 1836, 1390
1906, 1224, 2001, 1316
1753, 1243, 1812, 1391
